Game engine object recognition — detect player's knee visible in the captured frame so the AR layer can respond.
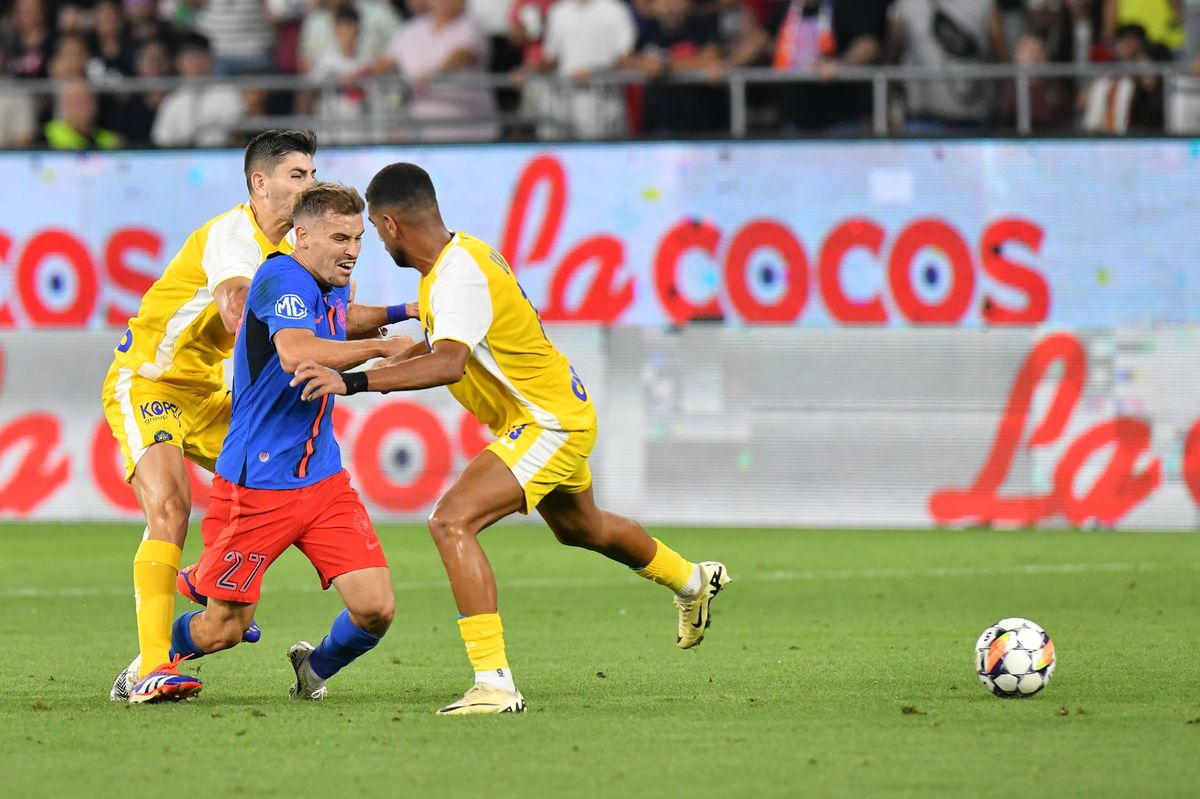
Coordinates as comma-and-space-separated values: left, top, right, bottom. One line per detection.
147, 492, 191, 532
427, 508, 472, 545
352, 602, 394, 637
551, 524, 592, 549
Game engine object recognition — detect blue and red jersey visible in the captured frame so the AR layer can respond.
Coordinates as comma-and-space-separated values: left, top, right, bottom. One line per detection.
216, 253, 349, 489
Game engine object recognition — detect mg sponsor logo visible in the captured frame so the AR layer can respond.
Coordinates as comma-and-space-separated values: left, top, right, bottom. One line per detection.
275, 294, 308, 320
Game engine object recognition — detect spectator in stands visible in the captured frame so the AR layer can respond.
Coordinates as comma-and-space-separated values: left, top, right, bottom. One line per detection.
468, 0, 523, 74
768, 0, 894, 132
1103, 0, 1184, 55
151, 32, 246, 147
1079, 22, 1163, 131
0, 81, 37, 146
1000, 32, 1075, 128
42, 77, 122, 149
300, 0, 400, 74
309, 4, 379, 143
106, 37, 171, 145
193, 0, 276, 75
1, 0, 55, 79
125, 0, 178, 47
623, 0, 728, 134
510, 0, 556, 63
89, 0, 138, 79
266, 0, 311, 74
49, 33, 92, 80
887, 0, 1010, 132
509, 0, 555, 136
1168, 50, 1200, 131
996, 0, 1077, 62
368, 0, 499, 141
539, 0, 638, 138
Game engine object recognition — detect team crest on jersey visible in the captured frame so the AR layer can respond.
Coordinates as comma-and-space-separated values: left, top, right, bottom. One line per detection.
275, 294, 308, 320
154, 430, 173, 443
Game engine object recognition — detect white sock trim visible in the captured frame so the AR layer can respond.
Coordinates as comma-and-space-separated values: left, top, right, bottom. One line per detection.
675, 564, 703, 599
475, 668, 516, 693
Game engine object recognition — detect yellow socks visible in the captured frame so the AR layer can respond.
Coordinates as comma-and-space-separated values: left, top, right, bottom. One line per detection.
133, 539, 182, 678
636, 538, 695, 593
458, 613, 509, 672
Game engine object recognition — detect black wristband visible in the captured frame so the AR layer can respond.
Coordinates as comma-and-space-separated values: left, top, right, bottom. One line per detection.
343, 370, 369, 396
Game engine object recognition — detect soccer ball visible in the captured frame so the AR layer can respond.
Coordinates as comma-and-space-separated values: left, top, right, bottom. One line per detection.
974, 618, 1055, 698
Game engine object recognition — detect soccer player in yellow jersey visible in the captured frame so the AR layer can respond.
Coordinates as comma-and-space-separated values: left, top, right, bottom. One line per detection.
293, 163, 732, 714
102, 132, 413, 704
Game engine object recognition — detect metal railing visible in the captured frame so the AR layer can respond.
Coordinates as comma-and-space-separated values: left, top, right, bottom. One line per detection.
2, 61, 1199, 146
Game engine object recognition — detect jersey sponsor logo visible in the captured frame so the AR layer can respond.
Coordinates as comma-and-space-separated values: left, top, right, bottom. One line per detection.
140, 400, 181, 421
275, 294, 308, 320
116, 328, 133, 353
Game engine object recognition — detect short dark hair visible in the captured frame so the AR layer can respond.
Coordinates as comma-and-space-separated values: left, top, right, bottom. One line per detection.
178, 32, 213, 56
243, 129, 318, 193
365, 163, 438, 214
293, 182, 365, 223
334, 5, 360, 25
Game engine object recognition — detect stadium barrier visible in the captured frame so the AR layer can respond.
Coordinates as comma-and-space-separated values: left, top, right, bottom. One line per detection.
3, 61, 1200, 142
0, 140, 1196, 528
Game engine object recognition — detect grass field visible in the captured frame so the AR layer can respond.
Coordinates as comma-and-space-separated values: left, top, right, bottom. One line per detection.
1, 523, 1198, 798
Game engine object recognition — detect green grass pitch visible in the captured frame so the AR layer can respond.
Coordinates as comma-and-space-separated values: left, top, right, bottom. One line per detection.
1, 523, 1198, 798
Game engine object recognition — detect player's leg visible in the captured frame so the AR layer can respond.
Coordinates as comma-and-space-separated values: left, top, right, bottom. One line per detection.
288, 471, 394, 700
425, 450, 526, 713
127, 443, 194, 671
123, 596, 256, 704
288, 567, 395, 700
174, 388, 262, 643
174, 598, 258, 656
102, 365, 199, 698
537, 483, 731, 650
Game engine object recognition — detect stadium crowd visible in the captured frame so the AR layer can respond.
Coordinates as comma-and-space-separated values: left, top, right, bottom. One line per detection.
1, 0, 1199, 148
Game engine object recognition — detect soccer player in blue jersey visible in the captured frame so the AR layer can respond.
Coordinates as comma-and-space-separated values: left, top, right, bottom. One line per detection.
159, 183, 412, 700
293, 164, 731, 714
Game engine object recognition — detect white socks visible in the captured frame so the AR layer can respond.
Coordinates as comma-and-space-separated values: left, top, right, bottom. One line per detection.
302, 659, 328, 690
476, 667, 516, 693
675, 564, 703, 599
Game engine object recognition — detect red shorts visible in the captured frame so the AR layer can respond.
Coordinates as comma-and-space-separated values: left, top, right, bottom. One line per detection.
195, 470, 387, 604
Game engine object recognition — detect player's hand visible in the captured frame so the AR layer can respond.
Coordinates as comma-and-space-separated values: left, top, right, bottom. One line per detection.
377, 335, 415, 359
290, 360, 347, 401
405, 300, 419, 320
371, 354, 407, 369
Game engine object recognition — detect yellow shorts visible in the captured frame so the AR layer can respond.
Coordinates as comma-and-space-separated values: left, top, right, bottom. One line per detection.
487, 424, 597, 513
101, 363, 231, 481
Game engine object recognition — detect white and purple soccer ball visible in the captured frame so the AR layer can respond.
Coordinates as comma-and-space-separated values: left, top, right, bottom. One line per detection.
974, 618, 1056, 698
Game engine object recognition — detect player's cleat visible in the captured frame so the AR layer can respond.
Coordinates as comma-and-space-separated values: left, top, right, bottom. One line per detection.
675, 561, 732, 649
436, 683, 526, 715
128, 655, 203, 704
287, 641, 327, 701
109, 655, 140, 702
178, 564, 261, 643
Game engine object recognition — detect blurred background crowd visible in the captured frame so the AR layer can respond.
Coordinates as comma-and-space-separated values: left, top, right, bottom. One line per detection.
2, 0, 1200, 149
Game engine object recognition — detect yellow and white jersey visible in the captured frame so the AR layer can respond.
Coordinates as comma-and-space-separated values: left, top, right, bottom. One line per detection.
418, 232, 595, 435
112, 203, 293, 391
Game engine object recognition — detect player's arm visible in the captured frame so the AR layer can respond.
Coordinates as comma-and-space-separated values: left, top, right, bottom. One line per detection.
274, 328, 414, 374
213, 277, 251, 335
345, 301, 419, 340
291, 339, 468, 400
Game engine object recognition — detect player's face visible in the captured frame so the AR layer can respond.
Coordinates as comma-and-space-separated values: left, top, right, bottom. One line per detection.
367, 208, 411, 269
302, 212, 364, 288
260, 152, 317, 220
